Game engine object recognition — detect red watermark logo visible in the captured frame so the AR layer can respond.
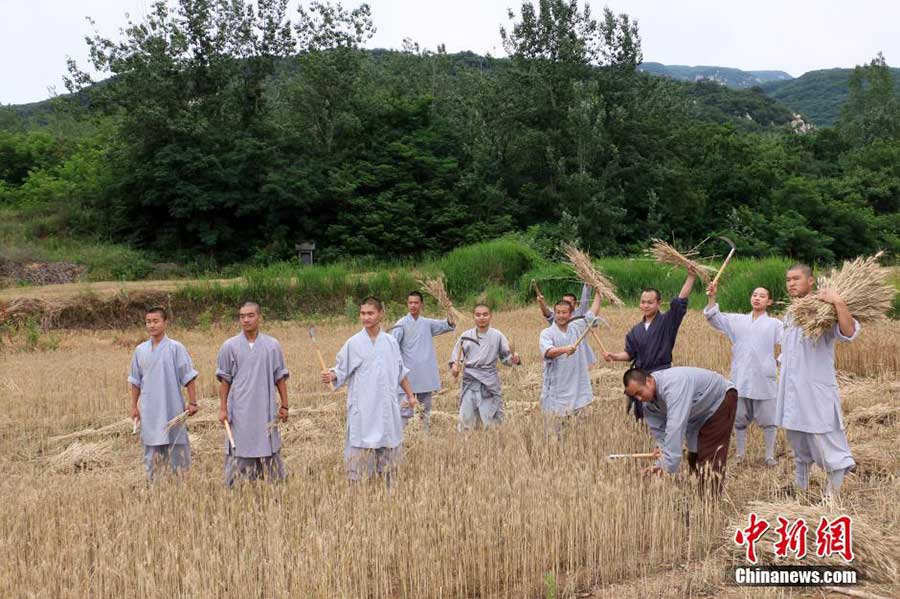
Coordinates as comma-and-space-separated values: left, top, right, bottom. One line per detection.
734, 513, 854, 564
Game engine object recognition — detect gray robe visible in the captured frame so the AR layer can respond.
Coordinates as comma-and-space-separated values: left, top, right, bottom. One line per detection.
331, 329, 409, 450
776, 316, 859, 433
215, 332, 289, 458
390, 314, 455, 393
539, 311, 597, 415
128, 336, 198, 447
449, 327, 514, 427
643, 367, 735, 473
704, 304, 783, 400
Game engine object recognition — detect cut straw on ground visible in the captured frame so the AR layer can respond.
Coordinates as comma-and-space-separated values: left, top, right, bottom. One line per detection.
646, 239, 716, 284
786, 252, 896, 341
562, 244, 624, 306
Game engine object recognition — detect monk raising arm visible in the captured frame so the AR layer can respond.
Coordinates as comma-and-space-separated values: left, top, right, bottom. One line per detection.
679, 266, 699, 300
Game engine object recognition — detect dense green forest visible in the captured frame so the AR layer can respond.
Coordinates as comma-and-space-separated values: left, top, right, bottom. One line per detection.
761, 66, 900, 126
1, 0, 898, 274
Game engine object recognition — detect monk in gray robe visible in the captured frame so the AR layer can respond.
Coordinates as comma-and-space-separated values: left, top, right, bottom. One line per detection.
623, 366, 737, 493
129, 307, 198, 481
704, 281, 783, 465
449, 304, 520, 431
537, 283, 596, 363
777, 264, 859, 501
216, 302, 290, 486
322, 297, 416, 482
540, 289, 603, 426
390, 290, 455, 429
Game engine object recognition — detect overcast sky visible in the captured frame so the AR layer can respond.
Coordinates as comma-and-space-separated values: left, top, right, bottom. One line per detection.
3, 0, 898, 104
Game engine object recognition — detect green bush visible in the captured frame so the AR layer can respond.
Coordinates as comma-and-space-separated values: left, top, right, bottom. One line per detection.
438, 238, 540, 300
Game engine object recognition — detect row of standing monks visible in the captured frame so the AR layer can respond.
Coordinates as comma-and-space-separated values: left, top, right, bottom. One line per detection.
129, 263, 858, 500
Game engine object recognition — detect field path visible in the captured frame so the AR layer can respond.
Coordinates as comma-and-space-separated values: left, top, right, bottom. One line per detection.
0, 277, 241, 301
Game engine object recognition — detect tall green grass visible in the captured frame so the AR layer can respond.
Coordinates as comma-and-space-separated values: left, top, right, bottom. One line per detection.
522, 256, 794, 313
437, 239, 540, 300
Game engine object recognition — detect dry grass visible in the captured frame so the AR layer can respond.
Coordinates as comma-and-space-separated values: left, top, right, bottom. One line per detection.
787, 253, 896, 341
562, 244, 624, 306
0, 307, 897, 598
647, 239, 717, 284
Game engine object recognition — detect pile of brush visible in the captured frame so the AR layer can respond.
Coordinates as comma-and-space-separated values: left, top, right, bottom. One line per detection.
786, 252, 895, 340
562, 244, 623, 306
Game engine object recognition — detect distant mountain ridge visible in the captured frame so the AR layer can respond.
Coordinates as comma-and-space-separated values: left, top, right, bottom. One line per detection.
640, 62, 900, 126
639, 62, 793, 88
760, 67, 900, 125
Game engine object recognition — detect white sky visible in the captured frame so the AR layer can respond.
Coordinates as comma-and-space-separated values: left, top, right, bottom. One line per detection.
2, 0, 898, 104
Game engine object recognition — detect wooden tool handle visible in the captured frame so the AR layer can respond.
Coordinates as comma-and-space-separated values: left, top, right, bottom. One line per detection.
314, 347, 336, 392
607, 452, 657, 460
710, 248, 736, 287
223, 419, 236, 450
587, 327, 607, 354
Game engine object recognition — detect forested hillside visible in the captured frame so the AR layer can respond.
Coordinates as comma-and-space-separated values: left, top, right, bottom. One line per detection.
1, 0, 898, 272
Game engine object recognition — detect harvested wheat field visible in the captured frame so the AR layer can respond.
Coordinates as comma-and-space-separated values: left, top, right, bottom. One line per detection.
1, 307, 897, 598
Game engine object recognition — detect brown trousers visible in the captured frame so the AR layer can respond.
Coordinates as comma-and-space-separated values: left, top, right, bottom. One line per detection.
687, 389, 738, 493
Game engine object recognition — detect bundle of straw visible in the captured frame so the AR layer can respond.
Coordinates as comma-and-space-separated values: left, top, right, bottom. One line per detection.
47, 440, 115, 472
786, 252, 895, 341
646, 239, 716, 284
724, 501, 900, 581
562, 244, 624, 306
419, 275, 464, 324
164, 410, 189, 433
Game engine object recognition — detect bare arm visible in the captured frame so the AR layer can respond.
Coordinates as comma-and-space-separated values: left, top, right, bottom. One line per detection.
275, 377, 289, 421
537, 293, 552, 318
678, 269, 698, 300
545, 345, 576, 359
818, 290, 855, 338
589, 286, 602, 316
603, 350, 632, 362
130, 384, 141, 421
185, 379, 198, 415
400, 376, 417, 407
218, 380, 230, 423
706, 281, 717, 308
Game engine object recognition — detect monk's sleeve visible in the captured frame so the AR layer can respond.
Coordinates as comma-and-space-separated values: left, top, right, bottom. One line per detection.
390, 322, 404, 344
331, 340, 355, 390
448, 336, 462, 367
834, 319, 860, 343
498, 332, 513, 366
624, 328, 637, 360
429, 317, 455, 336
215, 344, 234, 384
668, 296, 689, 332
540, 328, 555, 359
176, 345, 199, 387
703, 303, 736, 341
128, 351, 142, 388
660, 380, 692, 473
270, 341, 289, 383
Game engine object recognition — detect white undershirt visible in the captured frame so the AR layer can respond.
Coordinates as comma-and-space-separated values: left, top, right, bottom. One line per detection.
644, 322, 650, 330
248, 342, 255, 349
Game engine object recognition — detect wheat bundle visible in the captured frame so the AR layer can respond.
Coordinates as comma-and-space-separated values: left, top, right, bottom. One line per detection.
724, 501, 899, 581
47, 440, 115, 472
849, 443, 900, 478
164, 410, 189, 433
419, 275, 464, 324
786, 252, 895, 341
562, 244, 624, 306
846, 403, 900, 427
646, 239, 716, 284
49, 418, 132, 442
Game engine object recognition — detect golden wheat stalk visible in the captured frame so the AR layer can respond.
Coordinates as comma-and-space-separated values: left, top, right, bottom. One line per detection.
419, 275, 464, 324
562, 244, 624, 307
164, 410, 189, 433
646, 239, 716, 284
786, 252, 895, 340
